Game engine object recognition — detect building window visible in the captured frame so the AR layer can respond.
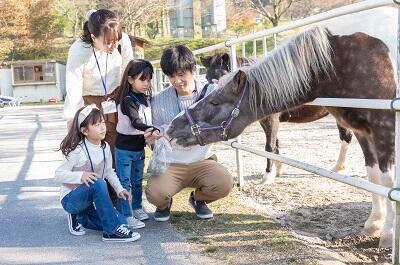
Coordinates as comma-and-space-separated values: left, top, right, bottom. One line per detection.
13, 62, 56, 84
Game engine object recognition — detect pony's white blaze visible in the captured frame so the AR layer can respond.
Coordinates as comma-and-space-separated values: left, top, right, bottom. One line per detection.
363, 165, 386, 237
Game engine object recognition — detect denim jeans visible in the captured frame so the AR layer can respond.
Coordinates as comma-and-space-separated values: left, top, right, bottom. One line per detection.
115, 148, 145, 217
61, 179, 125, 234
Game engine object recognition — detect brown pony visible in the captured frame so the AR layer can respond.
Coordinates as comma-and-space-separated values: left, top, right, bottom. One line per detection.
168, 27, 396, 248
200, 53, 353, 184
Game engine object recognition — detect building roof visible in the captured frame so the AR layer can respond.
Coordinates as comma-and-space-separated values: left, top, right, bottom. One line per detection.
1, 59, 66, 68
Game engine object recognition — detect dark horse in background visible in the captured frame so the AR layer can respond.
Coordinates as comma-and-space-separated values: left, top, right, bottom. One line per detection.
169, 27, 397, 248
200, 53, 353, 184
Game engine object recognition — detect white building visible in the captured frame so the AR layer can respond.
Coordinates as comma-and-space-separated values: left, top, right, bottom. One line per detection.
0, 60, 66, 103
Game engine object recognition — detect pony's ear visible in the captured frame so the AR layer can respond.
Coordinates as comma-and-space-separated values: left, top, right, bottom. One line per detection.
232, 70, 247, 94
200, 56, 212, 68
221, 53, 230, 65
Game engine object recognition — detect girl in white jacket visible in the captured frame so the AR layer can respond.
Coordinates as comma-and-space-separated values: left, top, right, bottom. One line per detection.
55, 105, 140, 242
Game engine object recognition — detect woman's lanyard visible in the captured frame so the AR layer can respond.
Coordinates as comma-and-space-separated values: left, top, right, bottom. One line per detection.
129, 93, 149, 125
92, 48, 108, 97
175, 84, 209, 112
83, 139, 106, 178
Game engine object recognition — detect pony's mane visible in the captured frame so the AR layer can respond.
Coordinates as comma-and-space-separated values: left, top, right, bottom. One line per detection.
224, 26, 334, 114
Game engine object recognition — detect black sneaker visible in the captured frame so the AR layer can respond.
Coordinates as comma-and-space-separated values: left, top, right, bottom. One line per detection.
154, 198, 173, 222
67, 213, 86, 236
189, 191, 213, 219
102, 224, 141, 242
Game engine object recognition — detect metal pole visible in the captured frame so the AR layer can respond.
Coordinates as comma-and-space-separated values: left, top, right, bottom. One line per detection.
273, 33, 277, 48
222, 141, 400, 200
229, 44, 244, 187
262, 36, 268, 56
393, 3, 400, 264
253, 39, 257, 59
242, 42, 246, 58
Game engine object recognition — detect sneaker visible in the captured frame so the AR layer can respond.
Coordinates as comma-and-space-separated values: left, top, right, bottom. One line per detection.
67, 213, 86, 236
132, 208, 149, 221
188, 191, 213, 219
126, 216, 145, 229
154, 198, 172, 222
102, 224, 141, 242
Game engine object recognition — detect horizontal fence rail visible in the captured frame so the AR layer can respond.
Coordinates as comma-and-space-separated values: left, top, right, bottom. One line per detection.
306, 98, 400, 110
222, 141, 400, 202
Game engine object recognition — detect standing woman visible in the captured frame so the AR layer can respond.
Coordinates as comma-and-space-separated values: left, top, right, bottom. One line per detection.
63, 9, 133, 203
64, 9, 133, 152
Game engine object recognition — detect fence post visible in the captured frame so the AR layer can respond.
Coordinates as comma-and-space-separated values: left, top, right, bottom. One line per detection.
273, 33, 277, 48
393, 4, 400, 265
242, 42, 246, 57
262, 36, 268, 56
229, 44, 244, 187
253, 39, 257, 59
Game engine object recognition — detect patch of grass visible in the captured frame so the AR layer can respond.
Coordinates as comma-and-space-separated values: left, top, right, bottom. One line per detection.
168, 188, 323, 264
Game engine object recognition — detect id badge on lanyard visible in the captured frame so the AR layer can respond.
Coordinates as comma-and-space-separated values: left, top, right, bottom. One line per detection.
93, 49, 117, 114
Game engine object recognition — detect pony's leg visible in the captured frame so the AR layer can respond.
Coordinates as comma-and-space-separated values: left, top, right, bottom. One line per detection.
354, 133, 385, 237
259, 114, 280, 184
376, 153, 395, 248
275, 138, 282, 176
331, 124, 352, 172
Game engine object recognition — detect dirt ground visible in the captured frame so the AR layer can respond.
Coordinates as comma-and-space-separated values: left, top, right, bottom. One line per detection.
212, 115, 392, 264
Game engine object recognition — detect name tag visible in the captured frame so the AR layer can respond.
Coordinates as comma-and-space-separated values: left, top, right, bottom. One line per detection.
101, 99, 117, 114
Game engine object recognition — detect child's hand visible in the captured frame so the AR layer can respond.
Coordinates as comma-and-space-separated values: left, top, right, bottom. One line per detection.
144, 128, 162, 144
81, 172, 99, 186
118, 190, 132, 202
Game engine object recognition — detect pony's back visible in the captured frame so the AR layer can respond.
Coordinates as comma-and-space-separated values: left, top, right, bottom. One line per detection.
317, 7, 397, 68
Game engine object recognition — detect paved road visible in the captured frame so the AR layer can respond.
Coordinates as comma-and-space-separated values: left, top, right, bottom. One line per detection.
0, 105, 221, 265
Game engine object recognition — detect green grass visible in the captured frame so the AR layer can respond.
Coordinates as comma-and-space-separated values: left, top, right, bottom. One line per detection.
167, 188, 321, 264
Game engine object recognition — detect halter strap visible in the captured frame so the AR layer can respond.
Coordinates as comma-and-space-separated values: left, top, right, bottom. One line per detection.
184, 86, 247, 146
83, 139, 106, 178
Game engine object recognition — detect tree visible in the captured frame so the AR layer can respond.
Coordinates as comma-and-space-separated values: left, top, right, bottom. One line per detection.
146, 21, 160, 39
230, 15, 254, 37
0, 0, 31, 61
106, 0, 167, 36
55, 0, 95, 40
29, 0, 65, 46
245, 0, 297, 27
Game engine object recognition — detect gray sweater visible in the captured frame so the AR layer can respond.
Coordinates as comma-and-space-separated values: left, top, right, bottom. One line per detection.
151, 81, 215, 164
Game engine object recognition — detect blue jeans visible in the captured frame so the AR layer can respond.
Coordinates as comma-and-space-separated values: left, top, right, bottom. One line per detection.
61, 179, 125, 234
115, 148, 145, 217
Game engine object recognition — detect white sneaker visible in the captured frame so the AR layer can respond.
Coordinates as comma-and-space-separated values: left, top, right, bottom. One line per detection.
126, 216, 145, 229
132, 208, 149, 221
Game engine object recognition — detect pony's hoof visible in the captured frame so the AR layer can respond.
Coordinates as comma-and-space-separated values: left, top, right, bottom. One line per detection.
331, 164, 345, 172
379, 233, 392, 248
362, 221, 384, 237
259, 172, 275, 185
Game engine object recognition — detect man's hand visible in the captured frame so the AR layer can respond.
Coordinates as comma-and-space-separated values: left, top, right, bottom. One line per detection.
144, 128, 162, 145
118, 189, 132, 202
81, 172, 99, 186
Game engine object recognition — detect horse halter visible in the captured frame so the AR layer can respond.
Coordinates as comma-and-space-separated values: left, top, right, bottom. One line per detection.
184, 86, 247, 146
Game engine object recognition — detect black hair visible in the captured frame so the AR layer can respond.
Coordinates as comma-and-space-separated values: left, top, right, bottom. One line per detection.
160, 45, 196, 76
60, 107, 106, 157
117, 59, 154, 105
81, 9, 122, 46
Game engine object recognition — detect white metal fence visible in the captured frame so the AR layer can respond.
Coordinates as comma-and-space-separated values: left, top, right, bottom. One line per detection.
151, 0, 400, 263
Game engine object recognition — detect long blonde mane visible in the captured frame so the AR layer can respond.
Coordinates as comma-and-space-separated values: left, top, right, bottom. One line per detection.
221, 26, 334, 114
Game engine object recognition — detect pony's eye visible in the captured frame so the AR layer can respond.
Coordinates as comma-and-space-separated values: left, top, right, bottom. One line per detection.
210, 100, 219, 106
